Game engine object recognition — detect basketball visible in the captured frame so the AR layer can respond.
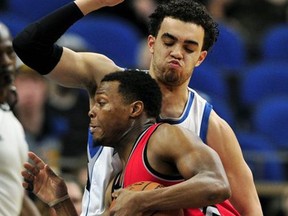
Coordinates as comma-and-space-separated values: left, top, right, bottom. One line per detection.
126, 181, 164, 191
110, 181, 184, 216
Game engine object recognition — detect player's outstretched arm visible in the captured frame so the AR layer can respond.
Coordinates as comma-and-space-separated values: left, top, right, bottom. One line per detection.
22, 152, 78, 216
13, 0, 122, 91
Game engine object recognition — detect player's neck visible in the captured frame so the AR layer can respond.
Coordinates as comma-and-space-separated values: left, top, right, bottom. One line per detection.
160, 87, 189, 118
116, 119, 155, 167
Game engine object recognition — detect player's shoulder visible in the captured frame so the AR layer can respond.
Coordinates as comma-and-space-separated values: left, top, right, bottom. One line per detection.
155, 123, 191, 139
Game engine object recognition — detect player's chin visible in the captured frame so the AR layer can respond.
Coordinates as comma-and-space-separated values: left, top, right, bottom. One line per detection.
92, 133, 102, 141
163, 78, 183, 87
92, 132, 107, 144
164, 72, 183, 84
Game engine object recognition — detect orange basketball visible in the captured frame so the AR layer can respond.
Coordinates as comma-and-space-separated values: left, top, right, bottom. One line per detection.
126, 181, 164, 191
110, 181, 184, 216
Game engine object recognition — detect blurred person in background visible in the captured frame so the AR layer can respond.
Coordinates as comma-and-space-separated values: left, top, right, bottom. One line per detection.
0, 22, 40, 216
14, 65, 62, 173
48, 33, 90, 174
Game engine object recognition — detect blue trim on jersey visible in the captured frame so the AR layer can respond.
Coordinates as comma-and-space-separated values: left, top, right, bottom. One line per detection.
200, 103, 212, 143
88, 130, 102, 158
156, 91, 194, 124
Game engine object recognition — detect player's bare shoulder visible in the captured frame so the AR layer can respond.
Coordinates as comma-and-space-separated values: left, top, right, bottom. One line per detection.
151, 123, 204, 152
156, 123, 201, 142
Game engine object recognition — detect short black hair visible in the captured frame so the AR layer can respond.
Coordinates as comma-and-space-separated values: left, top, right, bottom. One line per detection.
101, 69, 162, 118
148, 0, 219, 52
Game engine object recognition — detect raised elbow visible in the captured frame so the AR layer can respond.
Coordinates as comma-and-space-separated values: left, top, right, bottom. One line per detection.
13, 24, 34, 57
12, 23, 62, 75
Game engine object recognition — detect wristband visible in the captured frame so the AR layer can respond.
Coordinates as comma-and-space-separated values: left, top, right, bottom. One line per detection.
48, 194, 70, 208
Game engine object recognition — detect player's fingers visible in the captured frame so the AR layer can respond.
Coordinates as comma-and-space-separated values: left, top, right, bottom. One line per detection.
22, 181, 29, 189
23, 180, 34, 192
111, 188, 122, 199
23, 162, 34, 172
24, 162, 40, 175
21, 170, 34, 181
22, 171, 34, 192
28, 151, 46, 169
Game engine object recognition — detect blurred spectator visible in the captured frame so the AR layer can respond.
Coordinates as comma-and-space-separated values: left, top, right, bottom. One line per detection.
14, 65, 62, 173
47, 33, 90, 172
0, 21, 40, 216
47, 83, 89, 165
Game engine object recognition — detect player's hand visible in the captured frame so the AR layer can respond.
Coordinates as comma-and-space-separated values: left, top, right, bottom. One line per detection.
75, 0, 124, 15
109, 189, 154, 216
101, 0, 125, 7
21, 151, 68, 204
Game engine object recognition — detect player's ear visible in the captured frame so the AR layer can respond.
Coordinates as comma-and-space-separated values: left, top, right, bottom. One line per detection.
147, 35, 155, 54
195, 50, 208, 67
130, 101, 144, 117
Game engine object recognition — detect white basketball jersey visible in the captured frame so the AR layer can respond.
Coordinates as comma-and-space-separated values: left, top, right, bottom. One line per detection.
158, 87, 212, 143
0, 104, 28, 215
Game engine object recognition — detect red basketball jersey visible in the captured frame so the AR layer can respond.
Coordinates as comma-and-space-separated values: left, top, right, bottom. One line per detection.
123, 123, 240, 216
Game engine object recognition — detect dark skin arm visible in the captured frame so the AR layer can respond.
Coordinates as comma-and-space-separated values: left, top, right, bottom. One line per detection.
22, 152, 78, 216
110, 124, 231, 215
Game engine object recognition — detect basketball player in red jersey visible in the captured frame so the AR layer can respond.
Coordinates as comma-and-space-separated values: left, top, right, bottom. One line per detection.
22, 70, 239, 215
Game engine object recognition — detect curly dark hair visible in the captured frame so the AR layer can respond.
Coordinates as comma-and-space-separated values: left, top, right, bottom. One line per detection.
101, 69, 162, 118
148, 0, 219, 52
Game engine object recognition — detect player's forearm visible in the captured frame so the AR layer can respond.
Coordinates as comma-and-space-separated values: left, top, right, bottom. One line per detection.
140, 174, 230, 211
229, 170, 263, 216
52, 197, 78, 216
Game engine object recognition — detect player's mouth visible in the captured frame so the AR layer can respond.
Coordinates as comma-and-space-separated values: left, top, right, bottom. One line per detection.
168, 60, 181, 69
